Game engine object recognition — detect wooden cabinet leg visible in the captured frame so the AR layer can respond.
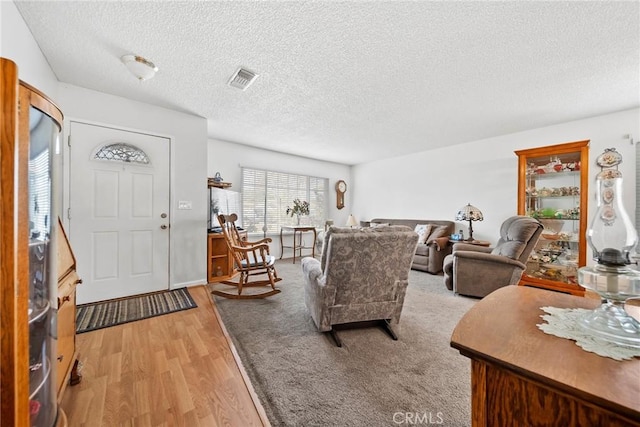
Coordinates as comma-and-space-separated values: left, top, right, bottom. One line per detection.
69, 358, 82, 386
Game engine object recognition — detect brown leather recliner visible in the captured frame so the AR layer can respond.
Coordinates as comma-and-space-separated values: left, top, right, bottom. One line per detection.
443, 216, 543, 298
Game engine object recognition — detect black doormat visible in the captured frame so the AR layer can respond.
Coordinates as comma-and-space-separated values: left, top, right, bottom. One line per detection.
76, 288, 197, 334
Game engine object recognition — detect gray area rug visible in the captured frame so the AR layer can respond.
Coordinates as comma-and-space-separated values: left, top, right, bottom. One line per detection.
212, 259, 477, 427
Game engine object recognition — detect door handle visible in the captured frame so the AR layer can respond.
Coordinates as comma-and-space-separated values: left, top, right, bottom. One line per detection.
161, 213, 167, 218
161, 224, 168, 230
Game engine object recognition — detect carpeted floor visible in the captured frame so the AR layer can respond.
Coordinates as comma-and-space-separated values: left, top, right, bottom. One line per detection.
211, 259, 478, 427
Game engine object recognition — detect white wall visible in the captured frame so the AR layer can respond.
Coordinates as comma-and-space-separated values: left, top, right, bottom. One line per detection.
58, 84, 209, 288
353, 108, 640, 264
6, 0, 638, 279
0, 1, 58, 99
0, 1, 207, 288
207, 139, 352, 250
2, 0, 208, 289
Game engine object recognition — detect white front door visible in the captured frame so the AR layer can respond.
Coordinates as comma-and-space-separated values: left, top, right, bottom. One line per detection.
69, 121, 170, 304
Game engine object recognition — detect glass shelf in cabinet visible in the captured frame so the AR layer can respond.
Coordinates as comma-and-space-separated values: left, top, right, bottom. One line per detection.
526, 170, 580, 180
530, 216, 579, 221
540, 237, 579, 243
28, 353, 52, 398
525, 195, 579, 200
525, 265, 575, 282
538, 262, 568, 268
28, 300, 51, 324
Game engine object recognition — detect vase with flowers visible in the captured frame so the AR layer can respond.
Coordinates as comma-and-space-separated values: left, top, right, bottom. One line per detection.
286, 198, 310, 225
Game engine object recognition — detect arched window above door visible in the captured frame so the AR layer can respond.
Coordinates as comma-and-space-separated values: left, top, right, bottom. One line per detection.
93, 142, 150, 165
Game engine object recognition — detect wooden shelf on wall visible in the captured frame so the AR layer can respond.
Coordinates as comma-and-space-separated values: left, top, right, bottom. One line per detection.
207, 178, 232, 188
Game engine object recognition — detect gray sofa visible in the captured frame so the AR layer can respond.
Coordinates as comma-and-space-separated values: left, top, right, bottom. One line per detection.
367, 218, 455, 274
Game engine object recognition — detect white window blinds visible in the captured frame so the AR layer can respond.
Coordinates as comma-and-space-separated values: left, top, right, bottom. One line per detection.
242, 167, 327, 235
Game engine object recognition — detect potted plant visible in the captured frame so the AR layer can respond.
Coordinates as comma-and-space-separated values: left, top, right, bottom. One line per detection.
286, 199, 310, 225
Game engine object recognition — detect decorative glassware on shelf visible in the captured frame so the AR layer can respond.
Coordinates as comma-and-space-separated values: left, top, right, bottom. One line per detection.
578, 149, 640, 348
527, 177, 579, 279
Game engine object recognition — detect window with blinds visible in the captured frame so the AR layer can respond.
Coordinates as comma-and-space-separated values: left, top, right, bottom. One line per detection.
242, 167, 327, 235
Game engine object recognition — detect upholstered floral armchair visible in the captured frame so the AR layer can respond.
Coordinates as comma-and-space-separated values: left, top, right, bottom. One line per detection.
301, 225, 419, 347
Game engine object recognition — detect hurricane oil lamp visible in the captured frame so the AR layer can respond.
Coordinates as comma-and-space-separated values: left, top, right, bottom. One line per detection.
578, 170, 640, 348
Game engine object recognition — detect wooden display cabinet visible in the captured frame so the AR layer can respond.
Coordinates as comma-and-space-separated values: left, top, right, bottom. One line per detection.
515, 140, 589, 295
1, 58, 66, 427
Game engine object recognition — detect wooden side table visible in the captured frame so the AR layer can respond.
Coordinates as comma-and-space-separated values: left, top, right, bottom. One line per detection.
450, 239, 491, 247
451, 286, 640, 427
280, 226, 317, 263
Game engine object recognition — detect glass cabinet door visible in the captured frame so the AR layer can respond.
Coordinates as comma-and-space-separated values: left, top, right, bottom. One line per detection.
515, 140, 589, 296
23, 87, 62, 427
19, 78, 62, 427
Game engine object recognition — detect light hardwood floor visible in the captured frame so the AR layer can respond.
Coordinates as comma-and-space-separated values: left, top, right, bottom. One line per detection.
60, 285, 270, 427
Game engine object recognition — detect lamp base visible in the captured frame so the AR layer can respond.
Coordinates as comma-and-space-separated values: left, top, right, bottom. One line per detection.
578, 301, 640, 349
466, 220, 474, 242
577, 264, 640, 348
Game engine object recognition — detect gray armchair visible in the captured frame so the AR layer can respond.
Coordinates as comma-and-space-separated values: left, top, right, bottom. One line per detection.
301, 225, 419, 347
443, 216, 543, 298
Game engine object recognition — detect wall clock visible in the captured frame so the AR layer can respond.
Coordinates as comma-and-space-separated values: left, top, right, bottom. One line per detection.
336, 180, 347, 209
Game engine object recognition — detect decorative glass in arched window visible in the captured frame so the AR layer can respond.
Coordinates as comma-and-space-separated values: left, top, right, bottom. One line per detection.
93, 142, 150, 165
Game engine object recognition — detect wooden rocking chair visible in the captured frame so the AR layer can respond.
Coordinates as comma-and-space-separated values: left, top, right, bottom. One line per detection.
212, 213, 282, 299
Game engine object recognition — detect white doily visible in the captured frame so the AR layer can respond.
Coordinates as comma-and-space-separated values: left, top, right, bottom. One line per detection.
537, 306, 640, 361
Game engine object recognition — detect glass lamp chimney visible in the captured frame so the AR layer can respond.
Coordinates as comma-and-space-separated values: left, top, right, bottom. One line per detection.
586, 175, 637, 266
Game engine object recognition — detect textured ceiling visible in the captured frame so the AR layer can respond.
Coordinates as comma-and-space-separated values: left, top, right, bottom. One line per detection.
15, 1, 640, 165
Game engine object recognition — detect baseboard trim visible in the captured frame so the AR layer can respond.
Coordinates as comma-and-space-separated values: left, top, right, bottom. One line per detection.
171, 279, 207, 290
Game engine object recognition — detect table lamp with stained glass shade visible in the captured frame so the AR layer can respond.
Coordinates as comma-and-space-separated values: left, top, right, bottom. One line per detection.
578, 167, 640, 348
455, 203, 483, 241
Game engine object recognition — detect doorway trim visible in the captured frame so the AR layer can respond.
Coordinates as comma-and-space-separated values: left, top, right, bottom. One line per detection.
62, 118, 175, 291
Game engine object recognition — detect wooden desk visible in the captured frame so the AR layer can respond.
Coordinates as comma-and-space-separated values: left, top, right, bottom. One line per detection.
56, 219, 82, 400
451, 286, 640, 427
280, 226, 317, 263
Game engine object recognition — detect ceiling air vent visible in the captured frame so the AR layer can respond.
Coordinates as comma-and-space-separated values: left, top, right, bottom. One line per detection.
228, 67, 258, 91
